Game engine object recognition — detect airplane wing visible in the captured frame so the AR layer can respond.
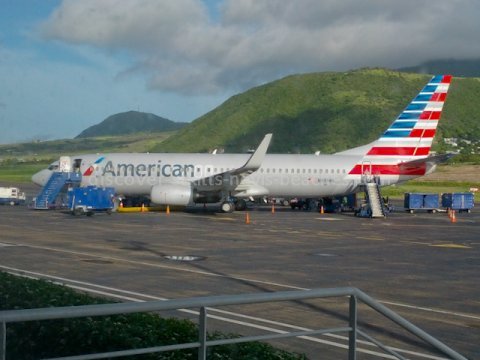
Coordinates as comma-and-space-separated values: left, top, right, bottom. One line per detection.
399, 153, 455, 175
193, 134, 272, 193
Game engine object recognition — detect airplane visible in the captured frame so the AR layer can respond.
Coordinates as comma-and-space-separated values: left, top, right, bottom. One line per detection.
32, 75, 452, 212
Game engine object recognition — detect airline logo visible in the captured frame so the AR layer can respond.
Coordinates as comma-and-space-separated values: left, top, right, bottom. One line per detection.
83, 156, 105, 176
349, 75, 451, 176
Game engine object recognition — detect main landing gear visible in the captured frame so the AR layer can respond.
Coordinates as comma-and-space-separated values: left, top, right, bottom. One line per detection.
221, 201, 235, 213
220, 198, 247, 213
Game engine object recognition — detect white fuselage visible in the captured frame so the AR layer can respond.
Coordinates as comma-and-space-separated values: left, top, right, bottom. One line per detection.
42, 152, 406, 200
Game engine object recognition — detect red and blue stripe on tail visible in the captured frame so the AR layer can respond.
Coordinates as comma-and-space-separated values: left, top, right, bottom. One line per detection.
349, 75, 452, 176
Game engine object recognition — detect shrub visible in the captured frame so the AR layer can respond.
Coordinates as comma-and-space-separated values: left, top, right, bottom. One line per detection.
0, 272, 306, 359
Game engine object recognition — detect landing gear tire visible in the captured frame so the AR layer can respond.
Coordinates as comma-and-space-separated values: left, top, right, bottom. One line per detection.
73, 207, 84, 216
235, 199, 247, 211
221, 201, 235, 213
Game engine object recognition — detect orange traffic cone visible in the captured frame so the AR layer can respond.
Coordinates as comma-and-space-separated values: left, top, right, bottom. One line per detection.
119, 200, 123, 209
166, 205, 170, 215
245, 212, 250, 224
141, 203, 145, 212
271, 203, 275, 214
451, 210, 457, 223
320, 205, 324, 214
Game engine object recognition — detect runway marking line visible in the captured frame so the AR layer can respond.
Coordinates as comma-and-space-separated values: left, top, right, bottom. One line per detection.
429, 244, 471, 249
0, 242, 17, 247
315, 217, 343, 221
357, 236, 385, 241
405, 241, 472, 249
0, 265, 452, 360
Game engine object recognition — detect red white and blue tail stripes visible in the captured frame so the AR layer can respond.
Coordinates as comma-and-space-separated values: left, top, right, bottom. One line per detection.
349, 75, 451, 176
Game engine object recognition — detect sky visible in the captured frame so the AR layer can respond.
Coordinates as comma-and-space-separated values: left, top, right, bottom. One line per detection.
1, 0, 480, 144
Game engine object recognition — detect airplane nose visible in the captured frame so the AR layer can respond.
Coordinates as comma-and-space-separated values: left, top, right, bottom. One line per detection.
32, 169, 52, 186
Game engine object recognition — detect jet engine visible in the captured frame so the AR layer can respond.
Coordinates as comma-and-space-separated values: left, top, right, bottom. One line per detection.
150, 183, 193, 206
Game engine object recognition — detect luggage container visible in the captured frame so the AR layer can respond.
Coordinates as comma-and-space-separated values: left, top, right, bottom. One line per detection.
441, 192, 474, 213
404, 193, 439, 213
67, 186, 115, 216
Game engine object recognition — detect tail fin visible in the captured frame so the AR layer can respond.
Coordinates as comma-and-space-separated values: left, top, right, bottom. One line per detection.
348, 75, 452, 176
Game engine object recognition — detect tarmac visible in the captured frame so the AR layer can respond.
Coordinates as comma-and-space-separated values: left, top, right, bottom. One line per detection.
0, 185, 478, 359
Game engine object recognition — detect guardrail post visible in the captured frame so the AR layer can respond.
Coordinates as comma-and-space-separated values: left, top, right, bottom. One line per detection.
198, 307, 207, 360
1, 322, 5, 360
348, 295, 357, 360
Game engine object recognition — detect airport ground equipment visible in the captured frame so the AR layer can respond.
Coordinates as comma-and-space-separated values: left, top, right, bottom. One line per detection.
34, 156, 83, 210
67, 186, 115, 216
404, 193, 440, 213
364, 182, 386, 218
0, 187, 25, 206
442, 192, 474, 213
0, 287, 467, 360
33, 172, 81, 209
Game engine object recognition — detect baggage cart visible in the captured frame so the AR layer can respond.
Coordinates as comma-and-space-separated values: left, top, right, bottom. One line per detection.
404, 193, 439, 213
67, 186, 115, 216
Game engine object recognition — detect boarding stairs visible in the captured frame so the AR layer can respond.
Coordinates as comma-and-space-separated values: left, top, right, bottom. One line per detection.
34, 172, 81, 209
365, 181, 386, 218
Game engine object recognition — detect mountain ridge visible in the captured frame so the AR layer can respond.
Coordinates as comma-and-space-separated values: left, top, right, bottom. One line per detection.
76, 111, 186, 138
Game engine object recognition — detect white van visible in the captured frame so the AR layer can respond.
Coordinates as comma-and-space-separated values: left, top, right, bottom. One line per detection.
0, 187, 26, 205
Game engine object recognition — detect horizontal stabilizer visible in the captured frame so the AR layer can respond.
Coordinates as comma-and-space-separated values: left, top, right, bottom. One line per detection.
399, 153, 455, 175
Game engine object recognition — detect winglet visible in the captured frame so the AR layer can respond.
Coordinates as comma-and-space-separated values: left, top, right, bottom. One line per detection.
232, 133, 272, 175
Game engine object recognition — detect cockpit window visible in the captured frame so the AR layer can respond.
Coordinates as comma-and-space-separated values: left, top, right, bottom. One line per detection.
48, 162, 59, 171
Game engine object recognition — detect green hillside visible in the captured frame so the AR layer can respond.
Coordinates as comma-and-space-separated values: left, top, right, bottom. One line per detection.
0, 132, 175, 163
152, 68, 480, 154
76, 111, 186, 138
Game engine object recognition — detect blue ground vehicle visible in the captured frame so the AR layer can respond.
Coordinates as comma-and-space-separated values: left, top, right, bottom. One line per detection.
67, 186, 115, 216
441, 192, 475, 213
404, 193, 439, 213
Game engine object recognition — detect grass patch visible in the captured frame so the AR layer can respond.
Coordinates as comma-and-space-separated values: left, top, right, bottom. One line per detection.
0, 272, 307, 360
0, 163, 49, 182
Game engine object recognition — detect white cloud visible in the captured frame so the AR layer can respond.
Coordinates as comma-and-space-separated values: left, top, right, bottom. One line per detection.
40, 0, 480, 95
0, 44, 225, 143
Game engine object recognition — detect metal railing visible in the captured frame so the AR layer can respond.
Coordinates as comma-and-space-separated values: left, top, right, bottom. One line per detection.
0, 287, 468, 360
